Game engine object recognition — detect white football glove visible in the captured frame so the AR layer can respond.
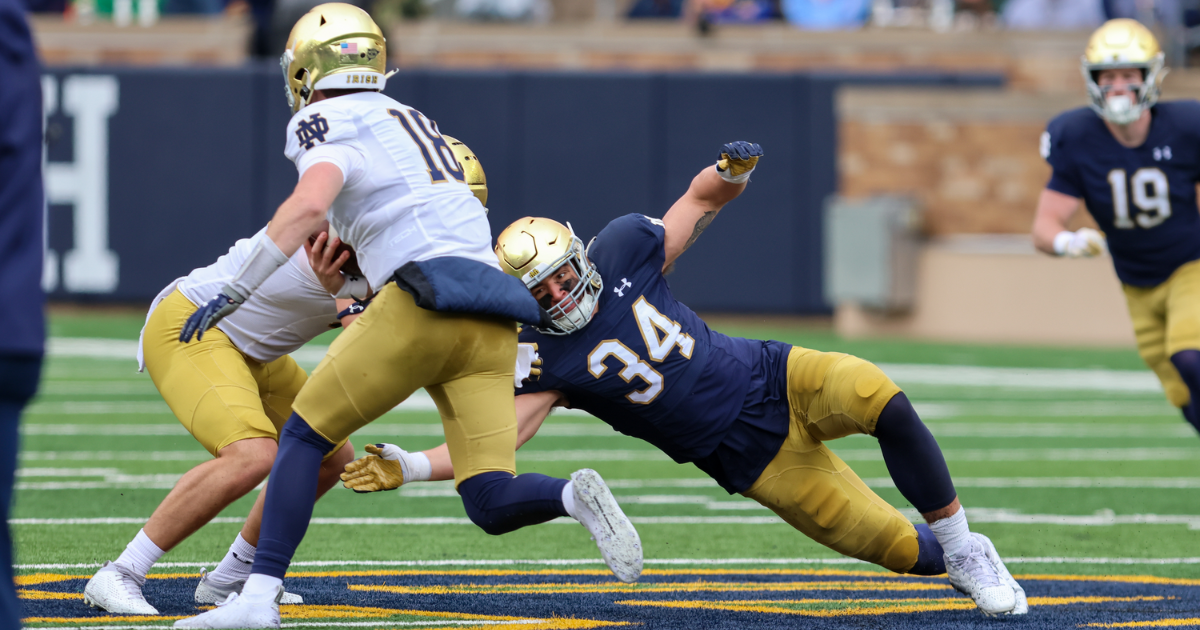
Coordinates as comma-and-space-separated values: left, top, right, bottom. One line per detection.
515, 343, 542, 388
1053, 227, 1107, 258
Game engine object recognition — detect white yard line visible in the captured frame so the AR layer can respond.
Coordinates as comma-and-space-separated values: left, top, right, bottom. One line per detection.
16, 447, 1200, 464
15, 510, 1200, 528
19, 421, 1195, 438
16, 472, 1200, 492
877, 363, 1161, 392
46, 338, 1165, 392
14, 556, 1200, 571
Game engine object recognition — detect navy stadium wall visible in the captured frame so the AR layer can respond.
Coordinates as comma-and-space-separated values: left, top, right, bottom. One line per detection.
40, 67, 1001, 311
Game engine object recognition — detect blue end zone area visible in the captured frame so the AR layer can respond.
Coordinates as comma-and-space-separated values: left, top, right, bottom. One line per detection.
17, 568, 1200, 629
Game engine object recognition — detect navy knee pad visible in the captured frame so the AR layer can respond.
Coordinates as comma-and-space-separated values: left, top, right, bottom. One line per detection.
874, 393, 957, 515
907, 524, 946, 576
458, 471, 569, 536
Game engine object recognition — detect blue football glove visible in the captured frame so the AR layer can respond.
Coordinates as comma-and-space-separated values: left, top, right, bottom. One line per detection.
716, 141, 762, 184
179, 286, 246, 343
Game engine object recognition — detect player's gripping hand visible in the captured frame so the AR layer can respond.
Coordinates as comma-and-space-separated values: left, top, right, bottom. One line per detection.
716, 141, 763, 184
341, 443, 409, 493
1053, 227, 1107, 258
515, 342, 542, 388
179, 286, 246, 343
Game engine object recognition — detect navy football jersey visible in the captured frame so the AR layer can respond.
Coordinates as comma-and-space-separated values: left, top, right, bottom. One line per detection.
518, 214, 791, 493
1043, 102, 1200, 286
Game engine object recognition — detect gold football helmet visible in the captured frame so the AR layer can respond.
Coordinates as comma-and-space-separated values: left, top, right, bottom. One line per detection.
1082, 19, 1166, 125
443, 135, 488, 207
280, 3, 388, 114
496, 217, 603, 335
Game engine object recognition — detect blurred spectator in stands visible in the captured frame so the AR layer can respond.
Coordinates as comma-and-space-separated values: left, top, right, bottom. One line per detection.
162, 0, 221, 13
627, 0, 683, 18
0, 0, 46, 626
1104, 0, 1182, 28
782, 0, 869, 28
1002, 0, 1103, 28
24, 0, 67, 13
456, 0, 547, 22
679, 0, 777, 26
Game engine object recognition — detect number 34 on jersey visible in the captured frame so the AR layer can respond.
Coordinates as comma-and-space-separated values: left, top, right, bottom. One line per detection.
587, 297, 694, 404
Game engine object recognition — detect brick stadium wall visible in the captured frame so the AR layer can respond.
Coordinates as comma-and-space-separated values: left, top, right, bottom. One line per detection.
838, 80, 1200, 236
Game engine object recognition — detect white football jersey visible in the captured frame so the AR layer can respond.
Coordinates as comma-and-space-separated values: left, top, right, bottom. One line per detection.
284, 91, 497, 291
139, 226, 338, 367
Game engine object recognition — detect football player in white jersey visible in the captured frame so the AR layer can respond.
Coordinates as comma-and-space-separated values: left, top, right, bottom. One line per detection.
81, 222, 364, 615
173, 5, 639, 627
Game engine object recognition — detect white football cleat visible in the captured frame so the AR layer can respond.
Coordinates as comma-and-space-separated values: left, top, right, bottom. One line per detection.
173, 586, 282, 629
83, 561, 159, 615
194, 568, 303, 605
571, 468, 642, 583
945, 533, 1017, 616
977, 533, 1028, 615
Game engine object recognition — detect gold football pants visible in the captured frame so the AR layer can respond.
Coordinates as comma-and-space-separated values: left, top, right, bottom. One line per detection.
1122, 258, 1200, 408
292, 282, 518, 487
741, 347, 919, 574
143, 289, 312, 456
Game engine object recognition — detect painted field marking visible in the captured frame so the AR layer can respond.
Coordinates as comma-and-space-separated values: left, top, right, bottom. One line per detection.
14, 557, 1200, 571
20, 451, 207, 462
15, 468, 1200, 492
876, 362, 1161, 392
14, 510, 1200, 528
19, 421, 1195, 438
45, 338, 1165, 392
616, 595, 1163, 618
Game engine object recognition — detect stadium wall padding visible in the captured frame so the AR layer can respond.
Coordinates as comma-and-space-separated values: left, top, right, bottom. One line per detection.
40, 66, 1002, 311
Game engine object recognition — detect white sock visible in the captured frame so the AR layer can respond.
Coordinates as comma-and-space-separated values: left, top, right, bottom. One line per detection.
561, 481, 578, 519
241, 573, 282, 602
209, 533, 256, 584
929, 507, 972, 559
115, 529, 165, 579
404, 451, 432, 483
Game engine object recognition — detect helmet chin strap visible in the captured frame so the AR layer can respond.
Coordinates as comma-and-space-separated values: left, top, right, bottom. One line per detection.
1103, 93, 1142, 125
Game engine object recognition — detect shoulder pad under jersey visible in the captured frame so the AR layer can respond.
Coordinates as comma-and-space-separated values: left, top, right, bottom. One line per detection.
285, 101, 360, 164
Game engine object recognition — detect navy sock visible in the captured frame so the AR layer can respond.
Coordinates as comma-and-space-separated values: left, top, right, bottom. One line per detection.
250, 413, 335, 580
873, 393, 957, 515
907, 524, 947, 575
458, 471, 569, 535
1170, 350, 1200, 434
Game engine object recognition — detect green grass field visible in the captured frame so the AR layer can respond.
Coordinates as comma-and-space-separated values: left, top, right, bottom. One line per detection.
16, 311, 1200, 581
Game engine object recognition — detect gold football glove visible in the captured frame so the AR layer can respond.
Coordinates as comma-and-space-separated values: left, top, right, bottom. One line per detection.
716, 141, 763, 184
341, 443, 406, 493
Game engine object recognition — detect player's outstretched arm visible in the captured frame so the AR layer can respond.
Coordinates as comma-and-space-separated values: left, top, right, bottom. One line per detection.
1032, 188, 1104, 257
661, 141, 761, 272
341, 391, 562, 488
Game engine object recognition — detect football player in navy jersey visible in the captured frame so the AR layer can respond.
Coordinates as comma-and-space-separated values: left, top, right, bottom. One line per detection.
344, 142, 1028, 617
1032, 19, 1200, 433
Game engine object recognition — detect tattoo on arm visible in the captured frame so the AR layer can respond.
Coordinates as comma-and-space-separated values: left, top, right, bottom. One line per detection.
682, 211, 718, 252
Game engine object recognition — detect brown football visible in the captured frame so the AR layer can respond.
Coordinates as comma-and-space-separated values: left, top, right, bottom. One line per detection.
308, 235, 363, 278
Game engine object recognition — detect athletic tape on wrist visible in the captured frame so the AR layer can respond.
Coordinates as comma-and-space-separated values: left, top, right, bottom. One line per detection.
716, 163, 753, 184
334, 275, 370, 300
228, 237, 290, 298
